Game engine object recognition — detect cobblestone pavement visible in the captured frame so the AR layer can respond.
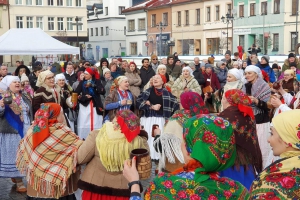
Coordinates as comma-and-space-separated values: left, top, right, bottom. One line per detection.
0, 162, 156, 200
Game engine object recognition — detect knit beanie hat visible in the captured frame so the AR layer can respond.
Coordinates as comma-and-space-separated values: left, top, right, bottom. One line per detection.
205, 63, 213, 69
288, 53, 295, 59
272, 63, 279, 69
103, 68, 111, 75
290, 62, 297, 68
21, 73, 29, 82
261, 55, 270, 63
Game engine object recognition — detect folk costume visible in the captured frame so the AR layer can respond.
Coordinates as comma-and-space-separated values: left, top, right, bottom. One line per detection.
219, 89, 263, 189
77, 110, 148, 200
171, 67, 202, 103
75, 68, 105, 139
137, 82, 179, 160
144, 115, 249, 199
16, 103, 83, 199
250, 110, 300, 199
0, 76, 32, 178
143, 65, 174, 91
243, 65, 271, 168
104, 76, 136, 122
154, 92, 209, 172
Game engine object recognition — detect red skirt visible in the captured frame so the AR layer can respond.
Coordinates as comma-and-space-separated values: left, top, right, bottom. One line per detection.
82, 190, 129, 200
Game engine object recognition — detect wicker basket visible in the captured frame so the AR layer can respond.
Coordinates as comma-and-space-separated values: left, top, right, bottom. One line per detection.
130, 148, 152, 180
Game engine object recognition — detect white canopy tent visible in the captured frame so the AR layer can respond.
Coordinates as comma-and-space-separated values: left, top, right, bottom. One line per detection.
0, 28, 79, 55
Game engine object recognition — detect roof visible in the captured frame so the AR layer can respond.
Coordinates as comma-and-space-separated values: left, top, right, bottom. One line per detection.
146, 0, 173, 9
122, 0, 154, 13
169, 0, 194, 5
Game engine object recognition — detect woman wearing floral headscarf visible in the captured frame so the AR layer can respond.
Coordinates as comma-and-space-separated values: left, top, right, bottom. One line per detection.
16, 103, 83, 199
0, 76, 32, 192
123, 115, 249, 200
243, 65, 271, 168
75, 67, 105, 139
218, 89, 262, 189
77, 110, 148, 200
154, 92, 209, 173
250, 110, 300, 199
104, 76, 136, 122
171, 66, 202, 103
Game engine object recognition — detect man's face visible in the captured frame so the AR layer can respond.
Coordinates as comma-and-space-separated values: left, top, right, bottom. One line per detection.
225, 54, 231, 60
0, 66, 8, 76
16, 62, 20, 67
122, 61, 128, 69
143, 60, 149, 68
161, 58, 167, 65
112, 59, 118, 65
152, 57, 158, 64
194, 58, 200, 65
168, 58, 174, 65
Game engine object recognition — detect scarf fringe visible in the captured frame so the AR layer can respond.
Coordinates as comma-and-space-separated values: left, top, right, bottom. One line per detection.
155, 134, 185, 172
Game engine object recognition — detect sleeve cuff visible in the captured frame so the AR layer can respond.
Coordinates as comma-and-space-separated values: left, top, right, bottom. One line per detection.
130, 192, 141, 197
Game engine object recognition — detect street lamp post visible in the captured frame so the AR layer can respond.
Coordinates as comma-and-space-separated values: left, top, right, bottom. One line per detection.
72, 16, 83, 59
221, 13, 234, 51
156, 22, 167, 58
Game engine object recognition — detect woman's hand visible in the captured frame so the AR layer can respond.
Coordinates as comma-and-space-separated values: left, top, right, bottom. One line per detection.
271, 96, 283, 108
0, 99, 4, 108
123, 157, 139, 183
145, 100, 151, 106
152, 104, 161, 111
249, 96, 259, 105
85, 94, 92, 99
121, 99, 127, 106
184, 87, 190, 92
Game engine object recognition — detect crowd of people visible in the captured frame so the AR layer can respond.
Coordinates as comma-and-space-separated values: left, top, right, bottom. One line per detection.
0, 50, 299, 200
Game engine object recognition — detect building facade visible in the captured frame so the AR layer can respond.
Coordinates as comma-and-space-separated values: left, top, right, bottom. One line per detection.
0, 0, 88, 65
232, 0, 285, 55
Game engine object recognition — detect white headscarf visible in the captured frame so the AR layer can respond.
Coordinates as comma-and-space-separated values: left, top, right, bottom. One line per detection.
245, 65, 262, 79
36, 70, 54, 87
182, 66, 194, 77
228, 68, 242, 80
156, 64, 166, 74
55, 73, 66, 84
0, 76, 20, 91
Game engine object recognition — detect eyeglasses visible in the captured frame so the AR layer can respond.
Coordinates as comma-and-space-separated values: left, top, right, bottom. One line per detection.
152, 59, 158, 60
46, 76, 54, 80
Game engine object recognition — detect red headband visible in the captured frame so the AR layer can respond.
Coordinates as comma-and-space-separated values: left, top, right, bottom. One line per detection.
85, 67, 100, 79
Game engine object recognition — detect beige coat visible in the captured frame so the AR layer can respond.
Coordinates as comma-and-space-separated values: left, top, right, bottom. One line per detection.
125, 69, 142, 98
77, 129, 149, 196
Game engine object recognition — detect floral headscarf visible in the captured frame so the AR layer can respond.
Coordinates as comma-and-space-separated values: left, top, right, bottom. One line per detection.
180, 91, 209, 116
145, 115, 250, 200
116, 110, 140, 142
32, 103, 61, 149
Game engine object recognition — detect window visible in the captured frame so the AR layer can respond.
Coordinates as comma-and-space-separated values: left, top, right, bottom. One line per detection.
274, 0, 280, 14
215, 6, 219, 21
292, 0, 298, 15
100, 27, 103, 36
77, 18, 83, 30
196, 9, 200, 25
138, 18, 145, 30
130, 42, 137, 55
119, 6, 125, 15
67, 17, 73, 30
206, 7, 211, 22
106, 26, 109, 35
90, 28, 93, 36
15, 0, 22, 5
57, 0, 63, 6
185, 10, 189, 25
48, 17, 54, 30
16, 16, 23, 28
36, 0, 42, 5
151, 14, 156, 27
291, 32, 297, 51
95, 28, 98, 36
273, 33, 279, 51
27, 17, 33, 28
261, 1, 267, 15
128, 20, 135, 31
163, 12, 168, 26
227, 4, 232, 15
76, 0, 81, 7
105, 7, 108, 15
57, 17, 64, 31
239, 5, 244, 17
250, 3, 256, 16
48, 0, 53, 5
177, 11, 181, 26
66, 0, 72, 6
36, 17, 43, 29
238, 35, 245, 47
26, 0, 32, 5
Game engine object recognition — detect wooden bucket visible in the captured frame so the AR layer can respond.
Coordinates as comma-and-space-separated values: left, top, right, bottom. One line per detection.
130, 148, 152, 180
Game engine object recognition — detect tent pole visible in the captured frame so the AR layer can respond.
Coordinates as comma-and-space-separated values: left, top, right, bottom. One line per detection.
7, 0, 12, 67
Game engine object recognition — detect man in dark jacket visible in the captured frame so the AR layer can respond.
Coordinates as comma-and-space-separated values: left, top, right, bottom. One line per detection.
166, 55, 181, 79
139, 58, 155, 90
190, 62, 205, 86
29, 61, 43, 91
